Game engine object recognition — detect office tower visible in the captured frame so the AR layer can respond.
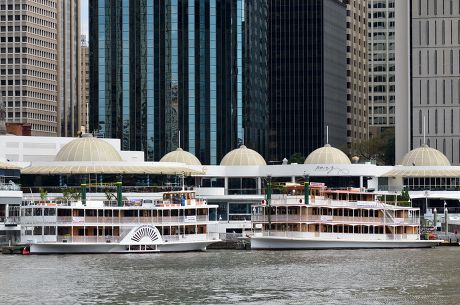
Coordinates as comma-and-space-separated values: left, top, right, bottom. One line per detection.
0, 1, 58, 136
267, 0, 347, 161
0, 0, 80, 137
244, 0, 269, 158
396, 1, 460, 164
57, 0, 80, 137
367, 0, 395, 138
345, 0, 369, 148
80, 35, 88, 130
89, 0, 247, 164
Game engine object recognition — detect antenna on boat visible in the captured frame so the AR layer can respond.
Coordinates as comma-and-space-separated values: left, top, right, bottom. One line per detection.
178, 130, 181, 148
326, 125, 329, 144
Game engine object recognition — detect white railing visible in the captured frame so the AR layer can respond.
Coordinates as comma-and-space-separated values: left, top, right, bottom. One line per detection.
18, 215, 211, 225
252, 214, 419, 225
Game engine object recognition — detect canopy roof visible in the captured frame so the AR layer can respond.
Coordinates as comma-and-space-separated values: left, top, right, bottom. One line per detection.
304, 144, 351, 165
21, 162, 205, 175
220, 145, 266, 166
382, 167, 460, 178
0, 161, 21, 170
400, 144, 450, 166
160, 147, 202, 165
55, 137, 123, 162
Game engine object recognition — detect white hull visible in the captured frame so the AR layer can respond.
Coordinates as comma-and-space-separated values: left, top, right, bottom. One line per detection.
251, 236, 441, 249
30, 240, 218, 254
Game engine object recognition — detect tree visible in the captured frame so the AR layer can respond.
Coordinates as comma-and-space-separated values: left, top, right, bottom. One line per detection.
351, 128, 395, 165
288, 153, 305, 164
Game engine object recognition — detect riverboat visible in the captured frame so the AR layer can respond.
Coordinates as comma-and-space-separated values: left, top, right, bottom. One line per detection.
251, 183, 442, 249
19, 189, 220, 254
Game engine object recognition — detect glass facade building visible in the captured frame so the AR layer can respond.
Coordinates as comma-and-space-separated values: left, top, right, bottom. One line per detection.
267, 0, 347, 161
90, 0, 249, 164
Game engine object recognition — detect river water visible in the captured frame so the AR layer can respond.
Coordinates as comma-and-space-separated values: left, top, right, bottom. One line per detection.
1, 248, 459, 305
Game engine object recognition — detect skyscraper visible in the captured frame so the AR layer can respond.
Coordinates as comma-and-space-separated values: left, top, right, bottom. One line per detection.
89, 0, 247, 164
80, 35, 88, 130
396, 1, 460, 164
57, 0, 80, 137
345, 0, 369, 149
0, 0, 80, 137
267, 0, 347, 161
244, 0, 269, 158
367, 0, 395, 137
0, 1, 58, 136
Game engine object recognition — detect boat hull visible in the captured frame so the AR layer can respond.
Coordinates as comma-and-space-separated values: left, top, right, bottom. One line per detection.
251, 236, 442, 249
29, 240, 218, 254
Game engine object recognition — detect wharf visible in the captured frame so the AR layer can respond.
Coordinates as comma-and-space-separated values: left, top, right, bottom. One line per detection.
208, 238, 251, 250
2, 245, 28, 255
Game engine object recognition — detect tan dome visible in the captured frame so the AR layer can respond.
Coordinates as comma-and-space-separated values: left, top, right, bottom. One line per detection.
160, 147, 202, 165
400, 144, 450, 166
304, 144, 351, 165
55, 137, 122, 162
220, 145, 266, 166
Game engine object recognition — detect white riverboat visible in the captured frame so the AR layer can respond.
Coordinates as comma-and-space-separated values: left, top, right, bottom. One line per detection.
20, 190, 220, 254
251, 183, 441, 249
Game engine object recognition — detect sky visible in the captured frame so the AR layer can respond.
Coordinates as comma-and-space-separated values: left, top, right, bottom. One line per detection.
81, 0, 89, 39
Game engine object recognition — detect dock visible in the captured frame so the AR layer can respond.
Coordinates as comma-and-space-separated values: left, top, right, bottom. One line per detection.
1, 245, 28, 255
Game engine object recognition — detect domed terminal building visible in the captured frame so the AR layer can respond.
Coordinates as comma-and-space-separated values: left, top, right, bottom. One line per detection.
383, 144, 460, 190
304, 144, 351, 165
21, 135, 204, 187
160, 147, 202, 166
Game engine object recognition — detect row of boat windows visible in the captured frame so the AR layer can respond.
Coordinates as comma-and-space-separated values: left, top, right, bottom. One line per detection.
23, 225, 208, 236
262, 207, 409, 218
21, 208, 211, 217
263, 224, 417, 234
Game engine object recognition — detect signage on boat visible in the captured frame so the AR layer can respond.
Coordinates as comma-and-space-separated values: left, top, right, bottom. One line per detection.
394, 218, 404, 224
356, 201, 377, 208
72, 216, 85, 223
320, 215, 333, 221
184, 216, 197, 223
313, 165, 350, 175
310, 182, 325, 188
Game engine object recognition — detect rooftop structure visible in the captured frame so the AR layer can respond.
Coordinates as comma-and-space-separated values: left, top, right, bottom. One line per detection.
220, 145, 266, 166
160, 148, 202, 166
54, 136, 123, 162
400, 144, 451, 167
304, 144, 351, 165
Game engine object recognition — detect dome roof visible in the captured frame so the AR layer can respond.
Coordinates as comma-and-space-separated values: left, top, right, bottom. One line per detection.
55, 137, 122, 162
400, 144, 450, 166
220, 145, 266, 166
159, 147, 202, 165
304, 144, 351, 165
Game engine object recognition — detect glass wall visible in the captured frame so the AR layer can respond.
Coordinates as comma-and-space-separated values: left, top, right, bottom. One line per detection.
90, 0, 251, 164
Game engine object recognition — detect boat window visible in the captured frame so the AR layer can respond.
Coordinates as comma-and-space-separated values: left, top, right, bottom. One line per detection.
23, 208, 32, 216
43, 208, 56, 216
33, 226, 42, 235
43, 226, 56, 235
33, 208, 42, 216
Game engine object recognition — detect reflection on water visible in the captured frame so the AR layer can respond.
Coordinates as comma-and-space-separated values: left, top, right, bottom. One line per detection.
0, 248, 459, 305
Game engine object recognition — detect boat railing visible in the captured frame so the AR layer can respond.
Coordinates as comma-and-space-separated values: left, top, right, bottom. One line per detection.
56, 236, 121, 244
252, 214, 419, 225
0, 181, 21, 191
20, 215, 211, 225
